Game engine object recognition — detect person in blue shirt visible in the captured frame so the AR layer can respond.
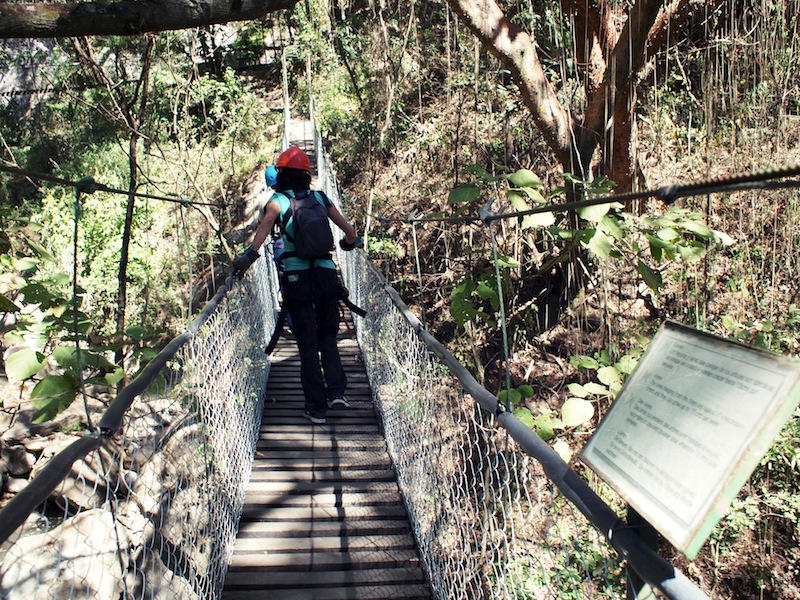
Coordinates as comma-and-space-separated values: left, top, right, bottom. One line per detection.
233, 147, 362, 425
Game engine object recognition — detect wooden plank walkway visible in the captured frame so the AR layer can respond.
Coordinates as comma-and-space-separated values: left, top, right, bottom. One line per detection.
222, 322, 432, 599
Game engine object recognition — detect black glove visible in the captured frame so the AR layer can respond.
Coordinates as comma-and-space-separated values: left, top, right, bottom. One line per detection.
339, 236, 363, 251
232, 246, 260, 276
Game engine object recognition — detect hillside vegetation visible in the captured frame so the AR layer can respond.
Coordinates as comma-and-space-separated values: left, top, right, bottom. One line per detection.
1, 1, 799, 598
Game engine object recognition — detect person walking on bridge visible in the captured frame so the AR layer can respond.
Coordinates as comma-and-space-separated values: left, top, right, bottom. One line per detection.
232, 146, 362, 425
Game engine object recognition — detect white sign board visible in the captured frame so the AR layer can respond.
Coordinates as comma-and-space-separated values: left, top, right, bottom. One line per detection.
581, 321, 800, 558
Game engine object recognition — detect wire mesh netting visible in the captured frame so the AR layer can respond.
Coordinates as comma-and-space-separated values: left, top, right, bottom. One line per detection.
317, 147, 626, 599
0, 257, 278, 600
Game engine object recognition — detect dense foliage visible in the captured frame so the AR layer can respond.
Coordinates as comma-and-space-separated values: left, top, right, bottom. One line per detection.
1, 0, 799, 597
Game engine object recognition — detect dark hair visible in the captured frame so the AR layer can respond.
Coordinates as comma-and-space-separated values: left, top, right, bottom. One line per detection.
275, 168, 311, 193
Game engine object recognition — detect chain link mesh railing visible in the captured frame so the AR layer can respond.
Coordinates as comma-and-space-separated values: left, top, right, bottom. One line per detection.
0, 258, 278, 600
315, 134, 706, 599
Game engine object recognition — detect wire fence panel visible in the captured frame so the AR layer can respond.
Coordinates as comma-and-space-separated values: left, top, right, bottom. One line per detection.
314, 147, 625, 599
343, 250, 623, 599
0, 258, 277, 600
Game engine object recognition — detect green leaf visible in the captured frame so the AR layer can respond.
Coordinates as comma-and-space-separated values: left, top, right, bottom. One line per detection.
616, 354, 638, 374
125, 325, 151, 341
5, 348, 47, 381
597, 366, 621, 385
499, 388, 522, 406
532, 413, 557, 441
562, 397, 595, 427
578, 202, 611, 223
599, 215, 624, 240
53, 345, 117, 372
14, 256, 39, 272
507, 169, 542, 188
493, 254, 520, 269
513, 406, 535, 428
463, 164, 492, 179
587, 229, 613, 259
522, 211, 555, 229
584, 382, 610, 396
721, 315, 737, 331
517, 384, 534, 397
0, 293, 21, 313
508, 189, 530, 213
681, 220, 713, 239
677, 241, 707, 263
448, 184, 481, 205
657, 227, 681, 241
552, 439, 573, 462
25, 238, 56, 261
104, 367, 125, 385
567, 383, 588, 397
646, 233, 673, 249
31, 375, 77, 423
570, 355, 600, 370
636, 260, 663, 292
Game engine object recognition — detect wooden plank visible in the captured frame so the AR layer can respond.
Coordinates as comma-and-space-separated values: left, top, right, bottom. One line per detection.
245, 480, 398, 494
224, 566, 426, 587
227, 548, 420, 569
242, 489, 403, 506
222, 583, 432, 600
239, 504, 410, 522
246, 468, 397, 482
235, 518, 411, 537
223, 330, 430, 598
232, 533, 419, 553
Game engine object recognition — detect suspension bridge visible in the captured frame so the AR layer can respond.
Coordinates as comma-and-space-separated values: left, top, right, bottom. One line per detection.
1, 102, 798, 599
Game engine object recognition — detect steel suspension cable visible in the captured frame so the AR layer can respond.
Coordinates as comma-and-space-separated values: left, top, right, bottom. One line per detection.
373, 164, 800, 226
0, 162, 227, 207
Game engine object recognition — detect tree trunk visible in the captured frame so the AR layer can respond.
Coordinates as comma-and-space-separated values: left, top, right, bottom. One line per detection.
115, 37, 154, 374
0, 0, 298, 38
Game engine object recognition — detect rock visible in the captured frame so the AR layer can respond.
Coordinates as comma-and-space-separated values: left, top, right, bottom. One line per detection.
0, 508, 125, 599
1, 445, 35, 477
5, 476, 28, 494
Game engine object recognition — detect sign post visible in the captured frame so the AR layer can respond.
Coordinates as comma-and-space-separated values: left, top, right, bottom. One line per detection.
581, 321, 800, 559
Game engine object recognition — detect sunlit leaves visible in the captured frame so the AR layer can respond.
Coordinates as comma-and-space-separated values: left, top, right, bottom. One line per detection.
31, 375, 77, 423
5, 348, 47, 381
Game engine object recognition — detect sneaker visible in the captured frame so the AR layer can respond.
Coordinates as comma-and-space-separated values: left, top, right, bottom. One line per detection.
328, 397, 350, 409
303, 410, 326, 424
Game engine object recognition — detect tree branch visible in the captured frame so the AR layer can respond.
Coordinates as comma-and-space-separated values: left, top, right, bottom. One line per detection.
0, 0, 298, 38
444, 0, 574, 167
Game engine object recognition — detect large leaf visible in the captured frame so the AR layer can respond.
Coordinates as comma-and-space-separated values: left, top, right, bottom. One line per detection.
448, 184, 481, 205
677, 241, 707, 263
597, 366, 621, 385
53, 345, 117, 371
587, 229, 613, 259
681, 220, 713, 239
507, 169, 542, 188
513, 405, 535, 428
561, 397, 595, 427
636, 260, 663, 292
577, 202, 611, 223
31, 375, 77, 423
5, 348, 47, 381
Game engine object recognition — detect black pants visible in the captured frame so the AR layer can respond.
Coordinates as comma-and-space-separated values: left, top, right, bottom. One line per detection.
281, 267, 346, 417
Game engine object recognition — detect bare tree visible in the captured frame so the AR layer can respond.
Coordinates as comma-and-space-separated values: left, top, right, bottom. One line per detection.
0, 0, 297, 38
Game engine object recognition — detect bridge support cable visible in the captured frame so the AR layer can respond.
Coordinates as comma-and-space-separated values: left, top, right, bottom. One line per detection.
0, 258, 279, 599
313, 134, 710, 598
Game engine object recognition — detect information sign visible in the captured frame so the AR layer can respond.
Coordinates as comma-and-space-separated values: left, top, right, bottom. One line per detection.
581, 320, 800, 558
